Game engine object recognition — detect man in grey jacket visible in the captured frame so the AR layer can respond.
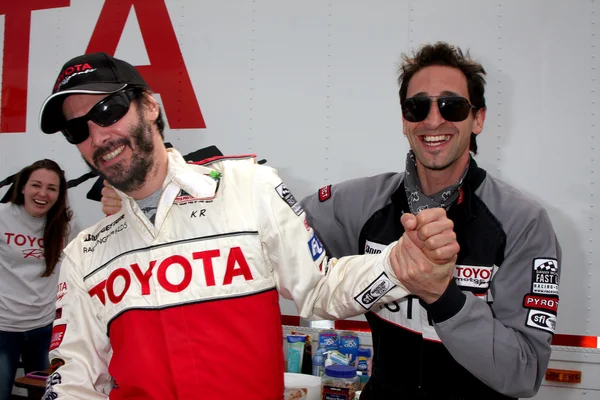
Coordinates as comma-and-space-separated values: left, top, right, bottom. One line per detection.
301, 42, 561, 399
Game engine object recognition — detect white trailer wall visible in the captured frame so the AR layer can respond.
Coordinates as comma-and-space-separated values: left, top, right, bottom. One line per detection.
0, 3, 598, 398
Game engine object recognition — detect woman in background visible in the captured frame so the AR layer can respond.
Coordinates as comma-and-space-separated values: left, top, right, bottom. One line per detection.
0, 159, 78, 400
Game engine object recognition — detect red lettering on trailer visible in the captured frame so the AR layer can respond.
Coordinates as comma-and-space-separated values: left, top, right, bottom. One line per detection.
0, 1, 70, 133
0, 0, 205, 133
86, 0, 205, 130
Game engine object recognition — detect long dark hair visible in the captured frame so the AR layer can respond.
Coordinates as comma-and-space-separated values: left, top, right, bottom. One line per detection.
10, 159, 72, 277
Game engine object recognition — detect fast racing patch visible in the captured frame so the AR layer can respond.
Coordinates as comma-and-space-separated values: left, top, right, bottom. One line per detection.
531, 258, 559, 296
354, 272, 396, 310
275, 182, 304, 216
318, 185, 332, 202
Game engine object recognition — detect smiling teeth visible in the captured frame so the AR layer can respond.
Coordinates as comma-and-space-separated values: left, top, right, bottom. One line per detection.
33, 199, 48, 205
423, 135, 450, 142
102, 146, 125, 161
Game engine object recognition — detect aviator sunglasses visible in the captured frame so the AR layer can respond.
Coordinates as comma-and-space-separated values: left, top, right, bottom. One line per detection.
61, 89, 138, 145
401, 96, 476, 123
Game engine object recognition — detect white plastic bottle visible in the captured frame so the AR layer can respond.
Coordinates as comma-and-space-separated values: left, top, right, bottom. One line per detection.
312, 346, 326, 377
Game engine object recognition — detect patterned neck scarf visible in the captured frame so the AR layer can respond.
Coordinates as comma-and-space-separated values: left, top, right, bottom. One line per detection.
404, 150, 469, 215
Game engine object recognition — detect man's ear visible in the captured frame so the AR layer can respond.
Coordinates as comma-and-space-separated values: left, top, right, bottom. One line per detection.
142, 93, 160, 122
472, 107, 486, 135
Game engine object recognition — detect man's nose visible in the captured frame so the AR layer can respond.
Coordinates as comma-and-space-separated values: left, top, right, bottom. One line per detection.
422, 100, 445, 129
88, 120, 111, 147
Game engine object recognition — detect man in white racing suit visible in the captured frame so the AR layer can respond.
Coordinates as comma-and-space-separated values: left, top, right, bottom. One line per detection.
38, 52, 459, 399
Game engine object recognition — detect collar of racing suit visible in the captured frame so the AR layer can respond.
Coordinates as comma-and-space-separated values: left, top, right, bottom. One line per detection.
112, 148, 219, 205
393, 156, 486, 230
403, 149, 470, 215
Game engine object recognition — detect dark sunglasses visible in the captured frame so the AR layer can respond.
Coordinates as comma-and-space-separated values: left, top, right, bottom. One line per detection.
61, 89, 138, 145
402, 96, 476, 123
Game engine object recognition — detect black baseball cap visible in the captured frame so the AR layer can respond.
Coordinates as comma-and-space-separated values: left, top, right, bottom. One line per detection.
40, 52, 150, 134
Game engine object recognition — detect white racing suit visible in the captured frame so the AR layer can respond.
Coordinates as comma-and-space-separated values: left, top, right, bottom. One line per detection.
45, 149, 407, 400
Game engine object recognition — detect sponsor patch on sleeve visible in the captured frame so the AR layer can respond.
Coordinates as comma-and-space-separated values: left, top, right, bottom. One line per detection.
526, 309, 557, 334
531, 258, 559, 296
354, 272, 396, 310
318, 185, 332, 202
49, 324, 67, 351
523, 294, 558, 313
275, 182, 304, 216
49, 358, 65, 374
308, 233, 325, 262
364, 240, 387, 255
453, 265, 493, 289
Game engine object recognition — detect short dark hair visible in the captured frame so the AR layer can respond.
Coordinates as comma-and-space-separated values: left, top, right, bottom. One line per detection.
134, 89, 165, 139
398, 41, 487, 154
11, 159, 73, 277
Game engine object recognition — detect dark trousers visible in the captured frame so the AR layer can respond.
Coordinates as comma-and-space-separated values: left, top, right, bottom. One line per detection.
0, 323, 52, 400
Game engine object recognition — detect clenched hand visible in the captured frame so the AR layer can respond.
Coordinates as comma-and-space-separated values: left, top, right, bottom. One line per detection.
389, 208, 459, 304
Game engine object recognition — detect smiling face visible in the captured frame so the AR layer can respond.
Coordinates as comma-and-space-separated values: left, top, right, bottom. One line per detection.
21, 168, 61, 218
403, 65, 485, 172
62, 92, 157, 193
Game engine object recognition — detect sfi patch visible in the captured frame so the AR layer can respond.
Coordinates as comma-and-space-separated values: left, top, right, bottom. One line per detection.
318, 185, 332, 202
526, 309, 557, 334
275, 183, 304, 216
523, 294, 558, 313
49, 324, 67, 351
354, 272, 396, 310
531, 258, 559, 296
308, 233, 325, 262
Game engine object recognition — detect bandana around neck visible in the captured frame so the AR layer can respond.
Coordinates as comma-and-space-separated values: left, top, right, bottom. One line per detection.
404, 150, 469, 215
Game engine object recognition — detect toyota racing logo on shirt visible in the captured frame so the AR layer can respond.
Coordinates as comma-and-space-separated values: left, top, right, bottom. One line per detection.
87, 247, 255, 306
453, 265, 494, 289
